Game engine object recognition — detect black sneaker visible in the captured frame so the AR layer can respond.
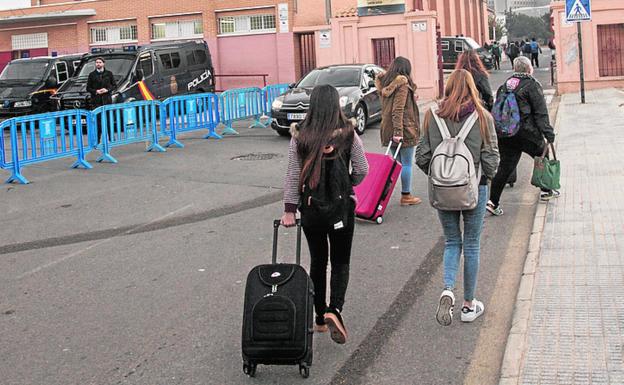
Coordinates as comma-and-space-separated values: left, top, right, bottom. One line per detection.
540, 190, 561, 201
314, 315, 328, 333
324, 308, 347, 344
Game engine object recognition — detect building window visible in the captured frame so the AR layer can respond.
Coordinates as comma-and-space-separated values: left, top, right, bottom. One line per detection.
597, 24, 624, 77
218, 14, 276, 35
90, 25, 138, 45
151, 20, 203, 40
12, 33, 48, 50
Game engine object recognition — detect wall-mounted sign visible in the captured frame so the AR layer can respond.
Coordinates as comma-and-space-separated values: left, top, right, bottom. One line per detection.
278, 3, 289, 33
319, 30, 331, 49
412, 21, 427, 32
357, 0, 405, 17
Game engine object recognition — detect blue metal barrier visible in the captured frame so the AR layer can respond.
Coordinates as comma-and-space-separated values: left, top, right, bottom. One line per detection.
262, 83, 290, 117
0, 110, 92, 184
160, 93, 221, 148
91, 101, 165, 163
218, 87, 265, 135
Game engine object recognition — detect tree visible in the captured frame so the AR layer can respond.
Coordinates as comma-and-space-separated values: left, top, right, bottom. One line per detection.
505, 12, 552, 43
488, 15, 506, 41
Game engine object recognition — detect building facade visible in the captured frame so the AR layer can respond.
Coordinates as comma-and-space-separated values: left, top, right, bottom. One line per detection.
0, 0, 489, 98
552, 0, 624, 94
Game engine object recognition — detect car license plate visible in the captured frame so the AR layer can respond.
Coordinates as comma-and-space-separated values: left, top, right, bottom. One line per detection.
287, 113, 307, 121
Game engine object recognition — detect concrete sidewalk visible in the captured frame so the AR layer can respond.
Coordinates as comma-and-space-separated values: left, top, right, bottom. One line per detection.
500, 87, 624, 385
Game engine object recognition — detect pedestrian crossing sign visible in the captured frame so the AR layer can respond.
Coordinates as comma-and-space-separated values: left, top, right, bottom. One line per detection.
566, 0, 591, 22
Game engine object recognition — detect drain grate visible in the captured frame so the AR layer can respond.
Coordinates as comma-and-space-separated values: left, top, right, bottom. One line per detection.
231, 153, 282, 161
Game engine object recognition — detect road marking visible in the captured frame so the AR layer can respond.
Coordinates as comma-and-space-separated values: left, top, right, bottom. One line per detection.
15, 204, 193, 280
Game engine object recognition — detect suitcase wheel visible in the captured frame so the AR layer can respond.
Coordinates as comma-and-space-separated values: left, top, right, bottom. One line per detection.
299, 364, 310, 378
508, 183, 514, 188
376, 216, 383, 224
243, 362, 257, 377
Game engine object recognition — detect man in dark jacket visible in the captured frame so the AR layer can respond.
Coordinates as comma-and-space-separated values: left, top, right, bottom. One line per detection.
86, 57, 116, 143
486, 56, 558, 216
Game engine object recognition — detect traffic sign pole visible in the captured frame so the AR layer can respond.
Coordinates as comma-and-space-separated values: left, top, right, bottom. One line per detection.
577, 22, 585, 104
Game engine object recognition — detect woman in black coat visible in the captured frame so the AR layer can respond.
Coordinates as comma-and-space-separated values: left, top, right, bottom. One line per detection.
455, 51, 493, 111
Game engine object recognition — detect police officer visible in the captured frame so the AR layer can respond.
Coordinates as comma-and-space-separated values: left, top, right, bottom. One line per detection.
86, 57, 116, 143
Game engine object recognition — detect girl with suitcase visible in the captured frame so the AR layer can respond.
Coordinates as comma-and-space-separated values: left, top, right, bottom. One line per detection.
281, 84, 369, 344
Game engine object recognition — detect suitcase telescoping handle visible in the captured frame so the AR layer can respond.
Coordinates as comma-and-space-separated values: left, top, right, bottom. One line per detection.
384, 140, 403, 160
272, 219, 302, 265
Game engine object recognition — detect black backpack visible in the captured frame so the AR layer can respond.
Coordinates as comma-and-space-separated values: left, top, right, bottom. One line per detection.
299, 139, 353, 228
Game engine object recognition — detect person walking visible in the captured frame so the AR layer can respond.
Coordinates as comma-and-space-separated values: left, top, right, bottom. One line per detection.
507, 42, 520, 70
486, 56, 558, 217
375, 56, 421, 206
86, 57, 116, 143
416, 69, 500, 326
455, 50, 494, 111
529, 37, 542, 68
522, 39, 532, 58
491, 41, 502, 70
281, 84, 369, 344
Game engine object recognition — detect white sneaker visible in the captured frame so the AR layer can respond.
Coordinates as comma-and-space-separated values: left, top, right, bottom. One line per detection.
461, 299, 485, 322
435, 289, 455, 326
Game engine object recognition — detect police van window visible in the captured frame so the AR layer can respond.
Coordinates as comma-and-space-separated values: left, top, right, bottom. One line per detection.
186, 51, 197, 66
73, 61, 81, 71
454, 40, 464, 53
194, 49, 207, 64
138, 53, 154, 78
441, 41, 450, 51
55, 61, 69, 83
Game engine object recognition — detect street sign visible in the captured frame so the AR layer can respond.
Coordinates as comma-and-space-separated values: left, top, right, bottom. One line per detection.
566, 0, 591, 22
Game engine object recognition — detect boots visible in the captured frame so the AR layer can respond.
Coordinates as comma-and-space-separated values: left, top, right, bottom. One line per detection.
400, 193, 422, 206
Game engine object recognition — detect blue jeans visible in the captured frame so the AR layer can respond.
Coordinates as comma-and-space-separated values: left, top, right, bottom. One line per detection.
436, 185, 488, 301
390, 145, 415, 194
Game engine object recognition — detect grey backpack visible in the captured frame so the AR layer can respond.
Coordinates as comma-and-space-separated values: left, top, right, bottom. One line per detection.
428, 109, 480, 211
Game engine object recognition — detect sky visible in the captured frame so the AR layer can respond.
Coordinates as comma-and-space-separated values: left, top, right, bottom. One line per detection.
0, 0, 31, 11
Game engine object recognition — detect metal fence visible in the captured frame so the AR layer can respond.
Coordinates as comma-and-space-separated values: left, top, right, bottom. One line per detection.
160, 93, 221, 148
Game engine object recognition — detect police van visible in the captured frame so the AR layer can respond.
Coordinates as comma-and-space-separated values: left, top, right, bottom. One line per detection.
440, 36, 493, 70
0, 54, 84, 116
53, 40, 214, 110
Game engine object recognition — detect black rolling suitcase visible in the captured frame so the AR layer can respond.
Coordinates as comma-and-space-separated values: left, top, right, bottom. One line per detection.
241, 219, 314, 379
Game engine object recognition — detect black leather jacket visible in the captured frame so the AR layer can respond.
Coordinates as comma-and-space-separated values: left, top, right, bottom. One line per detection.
496, 74, 555, 145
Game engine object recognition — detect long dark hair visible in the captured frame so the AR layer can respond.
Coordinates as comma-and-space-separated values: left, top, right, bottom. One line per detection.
455, 50, 489, 78
381, 56, 416, 89
297, 85, 354, 189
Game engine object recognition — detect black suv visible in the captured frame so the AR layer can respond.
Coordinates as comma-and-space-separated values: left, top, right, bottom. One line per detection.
53, 40, 214, 110
0, 54, 84, 116
270, 64, 384, 136
440, 36, 493, 70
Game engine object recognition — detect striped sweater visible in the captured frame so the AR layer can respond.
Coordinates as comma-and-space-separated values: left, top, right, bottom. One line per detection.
283, 133, 369, 213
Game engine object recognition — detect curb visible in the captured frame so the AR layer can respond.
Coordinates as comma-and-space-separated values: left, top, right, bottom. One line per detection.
497, 92, 560, 385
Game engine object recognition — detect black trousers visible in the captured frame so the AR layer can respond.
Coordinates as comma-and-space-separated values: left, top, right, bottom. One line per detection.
490, 136, 549, 207
302, 202, 355, 317
493, 55, 501, 70
531, 53, 540, 68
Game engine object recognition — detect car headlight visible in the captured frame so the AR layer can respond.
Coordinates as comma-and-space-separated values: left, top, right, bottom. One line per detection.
339, 96, 351, 108
272, 97, 284, 110
14, 100, 32, 108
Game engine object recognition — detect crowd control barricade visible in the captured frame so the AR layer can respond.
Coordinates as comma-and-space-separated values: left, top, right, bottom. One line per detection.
91, 100, 165, 163
218, 87, 265, 135
160, 93, 221, 148
0, 110, 92, 184
262, 83, 290, 118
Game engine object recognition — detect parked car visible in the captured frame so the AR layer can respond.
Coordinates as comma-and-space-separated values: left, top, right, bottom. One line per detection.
440, 36, 493, 70
0, 54, 84, 116
270, 64, 384, 136
52, 40, 214, 110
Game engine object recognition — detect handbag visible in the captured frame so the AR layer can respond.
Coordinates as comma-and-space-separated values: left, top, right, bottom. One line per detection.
531, 142, 561, 190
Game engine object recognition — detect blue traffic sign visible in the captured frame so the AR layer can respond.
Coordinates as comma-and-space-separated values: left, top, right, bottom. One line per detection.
566, 0, 591, 22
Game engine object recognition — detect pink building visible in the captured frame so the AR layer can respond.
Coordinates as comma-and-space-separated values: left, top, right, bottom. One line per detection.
551, 0, 624, 94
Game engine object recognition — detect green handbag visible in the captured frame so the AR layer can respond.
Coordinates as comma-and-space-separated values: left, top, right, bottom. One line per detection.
531, 142, 561, 190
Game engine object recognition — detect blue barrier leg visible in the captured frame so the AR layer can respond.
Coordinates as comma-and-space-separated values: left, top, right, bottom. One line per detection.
166, 138, 184, 148
249, 116, 266, 129
221, 122, 239, 135
72, 157, 93, 170
97, 123, 118, 163
147, 142, 166, 153
204, 124, 222, 139
6, 168, 28, 185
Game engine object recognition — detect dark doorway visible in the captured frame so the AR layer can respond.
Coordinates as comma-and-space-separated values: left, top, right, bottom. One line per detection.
372, 38, 396, 69
298, 32, 316, 78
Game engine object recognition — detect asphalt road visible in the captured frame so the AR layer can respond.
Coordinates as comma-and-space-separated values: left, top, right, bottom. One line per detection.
0, 50, 556, 385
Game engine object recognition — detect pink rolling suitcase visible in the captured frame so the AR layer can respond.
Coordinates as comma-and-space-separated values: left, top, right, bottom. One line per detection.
354, 144, 403, 224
